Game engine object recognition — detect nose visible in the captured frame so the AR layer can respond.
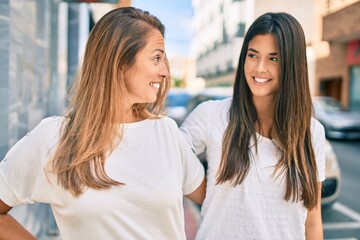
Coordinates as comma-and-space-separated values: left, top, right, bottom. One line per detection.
159, 60, 170, 79
255, 58, 267, 73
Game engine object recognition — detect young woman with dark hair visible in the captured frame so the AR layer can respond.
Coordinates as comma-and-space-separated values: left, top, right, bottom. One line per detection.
181, 12, 325, 239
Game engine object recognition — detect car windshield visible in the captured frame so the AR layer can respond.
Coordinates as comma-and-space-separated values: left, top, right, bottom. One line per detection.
316, 97, 348, 112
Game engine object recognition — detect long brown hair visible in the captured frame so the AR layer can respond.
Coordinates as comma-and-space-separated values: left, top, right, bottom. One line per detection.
50, 7, 170, 197
217, 12, 319, 209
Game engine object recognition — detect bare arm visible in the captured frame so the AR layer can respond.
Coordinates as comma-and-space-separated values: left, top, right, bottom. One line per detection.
305, 182, 324, 240
185, 178, 206, 205
0, 200, 36, 240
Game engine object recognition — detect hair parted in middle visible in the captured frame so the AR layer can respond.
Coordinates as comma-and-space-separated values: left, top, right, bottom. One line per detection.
217, 12, 319, 209
49, 7, 171, 197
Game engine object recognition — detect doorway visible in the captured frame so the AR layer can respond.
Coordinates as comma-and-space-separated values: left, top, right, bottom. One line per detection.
319, 78, 342, 101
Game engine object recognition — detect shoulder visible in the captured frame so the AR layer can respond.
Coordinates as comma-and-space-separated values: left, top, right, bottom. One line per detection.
182, 97, 231, 127
38, 116, 63, 128
34, 116, 63, 131
27, 116, 64, 140
310, 117, 326, 152
3, 117, 64, 166
197, 97, 231, 110
151, 116, 188, 144
189, 97, 231, 118
157, 116, 178, 128
150, 116, 180, 133
202, 97, 231, 121
310, 117, 325, 136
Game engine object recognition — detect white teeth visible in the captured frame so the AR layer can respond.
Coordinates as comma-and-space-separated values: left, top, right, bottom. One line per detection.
150, 82, 160, 89
254, 77, 270, 83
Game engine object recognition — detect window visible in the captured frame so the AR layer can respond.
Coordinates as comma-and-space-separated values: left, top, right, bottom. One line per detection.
236, 23, 246, 37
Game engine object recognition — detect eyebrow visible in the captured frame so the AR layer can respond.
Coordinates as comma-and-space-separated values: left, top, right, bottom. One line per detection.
248, 48, 278, 55
152, 49, 165, 54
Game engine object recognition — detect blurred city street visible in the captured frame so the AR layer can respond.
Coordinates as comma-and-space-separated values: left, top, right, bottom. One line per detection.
322, 140, 360, 239
1, 0, 360, 239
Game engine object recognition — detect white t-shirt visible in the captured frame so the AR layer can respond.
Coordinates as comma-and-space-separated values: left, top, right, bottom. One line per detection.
0, 116, 204, 240
180, 98, 326, 240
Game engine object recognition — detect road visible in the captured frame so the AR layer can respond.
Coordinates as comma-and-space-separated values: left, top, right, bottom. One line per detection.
323, 139, 360, 239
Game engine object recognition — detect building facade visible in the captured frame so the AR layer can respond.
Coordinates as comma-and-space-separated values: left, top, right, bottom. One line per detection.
0, 0, 126, 159
191, 0, 317, 87
192, 0, 246, 86
316, 0, 360, 111
0, 0, 57, 159
191, 0, 360, 111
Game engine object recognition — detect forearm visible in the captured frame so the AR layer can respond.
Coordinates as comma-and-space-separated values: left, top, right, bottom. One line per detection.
305, 182, 324, 240
305, 222, 323, 240
0, 214, 36, 240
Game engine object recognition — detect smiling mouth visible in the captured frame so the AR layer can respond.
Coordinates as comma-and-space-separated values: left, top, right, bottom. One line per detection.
254, 77, 271, 83
150, 82, 160, 89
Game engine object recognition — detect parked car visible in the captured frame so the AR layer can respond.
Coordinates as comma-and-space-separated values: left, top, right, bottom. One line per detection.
321, 139, 341, 207
186, 87, 341, 207
313, 96, 360, 140
165, 88, 192, 126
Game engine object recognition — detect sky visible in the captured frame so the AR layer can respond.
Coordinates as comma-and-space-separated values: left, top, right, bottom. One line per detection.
132, 0, 193, 57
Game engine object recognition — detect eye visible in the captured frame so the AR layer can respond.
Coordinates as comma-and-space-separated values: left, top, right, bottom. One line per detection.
269, 57, 279, 62
247, 53, 257, 59
153, 56, 161, 63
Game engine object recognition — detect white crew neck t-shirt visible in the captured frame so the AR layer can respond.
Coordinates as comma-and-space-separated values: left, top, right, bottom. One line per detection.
0, 116, 204, 240
180, 98, 325, 240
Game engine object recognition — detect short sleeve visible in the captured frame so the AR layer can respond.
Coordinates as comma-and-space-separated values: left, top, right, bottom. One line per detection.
164, 118, 205, 195
311, 118, 326, 182
0, 117, 60, 206
177, 130, 205, 195
180, 101, 211, 155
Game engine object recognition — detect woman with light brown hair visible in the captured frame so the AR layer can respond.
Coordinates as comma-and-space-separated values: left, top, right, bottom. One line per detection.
181, 12, 325, 239
0, 7, 205, 239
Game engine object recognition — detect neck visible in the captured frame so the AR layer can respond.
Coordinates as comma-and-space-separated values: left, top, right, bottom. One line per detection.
124, 114, 142, 123
253, 96, 275, 138
114, 105, 143, 123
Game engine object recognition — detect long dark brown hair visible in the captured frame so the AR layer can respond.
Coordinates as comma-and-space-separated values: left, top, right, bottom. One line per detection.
217, 12, 319, 209
50, 7, 170, 197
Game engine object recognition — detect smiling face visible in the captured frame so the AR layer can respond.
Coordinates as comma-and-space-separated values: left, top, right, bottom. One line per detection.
244, 34, 280, 102
122, 29, 169, 108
